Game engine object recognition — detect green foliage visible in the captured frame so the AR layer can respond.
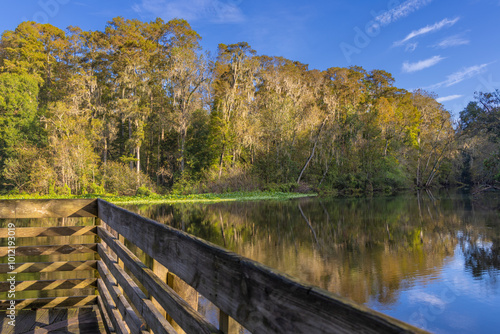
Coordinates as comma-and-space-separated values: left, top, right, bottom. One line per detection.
119, 156, 138, 164
102, 161, 155, 196
185, 109, 214, 175
58, 184, 72, 196
89, 182, 106, 195
0, 19, 459, 197
0, 190, 315, 204
0, 73, 41, 183
171, 174, 202, 195
457, 90, 500, 186
136, 186, 155, 197
263, 182, 298, 193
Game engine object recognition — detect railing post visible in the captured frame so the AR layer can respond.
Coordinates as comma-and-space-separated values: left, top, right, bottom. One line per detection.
219, 310, 229, 334
94, 216, 101, 296
152, 259, 168, 319
118, 234, 125, 269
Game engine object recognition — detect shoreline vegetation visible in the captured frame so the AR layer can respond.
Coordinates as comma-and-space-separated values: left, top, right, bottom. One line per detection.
0, 19, 498, 198
0, 191, 317, 205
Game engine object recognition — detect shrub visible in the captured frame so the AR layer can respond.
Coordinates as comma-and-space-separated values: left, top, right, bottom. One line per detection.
196, 166, 262, 194
136, 186, 155, 197
102, 161, 155, 196
55, 184, 71, 195
89, 182, 106, 195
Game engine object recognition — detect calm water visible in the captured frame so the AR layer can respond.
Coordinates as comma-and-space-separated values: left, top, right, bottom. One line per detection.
123, 191, 500, 334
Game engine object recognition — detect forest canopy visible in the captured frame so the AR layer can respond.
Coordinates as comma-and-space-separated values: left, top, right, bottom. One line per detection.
0, 18, 497, 196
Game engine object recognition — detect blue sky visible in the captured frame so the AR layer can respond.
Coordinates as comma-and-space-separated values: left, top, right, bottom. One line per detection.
1, 0, 499, 117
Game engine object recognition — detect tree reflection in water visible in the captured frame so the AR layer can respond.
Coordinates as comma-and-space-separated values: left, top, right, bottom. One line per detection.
122, 191, 500, 332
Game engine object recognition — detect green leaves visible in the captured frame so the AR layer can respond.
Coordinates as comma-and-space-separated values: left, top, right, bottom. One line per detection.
0, 73, 40, 178
0, 18, 460, 196
459, 91, 500, 186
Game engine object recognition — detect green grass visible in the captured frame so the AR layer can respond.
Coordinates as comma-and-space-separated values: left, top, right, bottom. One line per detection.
0, 191, 317, 204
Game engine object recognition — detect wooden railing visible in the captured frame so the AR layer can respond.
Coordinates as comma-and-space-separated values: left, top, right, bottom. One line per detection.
0, 199, 427, 334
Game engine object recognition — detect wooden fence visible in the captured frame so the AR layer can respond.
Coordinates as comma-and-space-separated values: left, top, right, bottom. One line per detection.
0, 199, 427, 334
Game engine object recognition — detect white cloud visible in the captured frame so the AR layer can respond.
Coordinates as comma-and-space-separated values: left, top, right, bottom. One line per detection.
409, 292, 447, 308
405, 42, 418, 52
433, 35, 470, 48
394, 17, 460, 46
436, 94, 462, 103
133, 0, 244, 23
402, 55, 445, 73
373, 0, 433, 26
426, 63, 490, 89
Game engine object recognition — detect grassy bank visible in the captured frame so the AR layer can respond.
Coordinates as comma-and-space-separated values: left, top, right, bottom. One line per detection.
0, 191, 317, 205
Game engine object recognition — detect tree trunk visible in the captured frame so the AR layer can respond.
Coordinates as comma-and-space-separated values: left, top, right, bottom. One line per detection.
103, 137, 108, 165
136, 144, 140, 174
219, 135, 226, 179
157, 135, 161, 186
180, 127, 186, 172
416, 135, 421, 187
129, 120, 133, 171
319, 159, 329, 187
218, 150, 224, 180
120, 119, 124, 157
297, 117, 328, 184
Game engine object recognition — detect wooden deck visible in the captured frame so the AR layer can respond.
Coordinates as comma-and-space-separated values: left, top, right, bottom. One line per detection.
0, 199, 429, 333
0, 306, 105, 333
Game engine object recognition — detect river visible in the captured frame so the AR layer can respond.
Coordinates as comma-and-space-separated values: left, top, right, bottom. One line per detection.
122, 191, 500, 333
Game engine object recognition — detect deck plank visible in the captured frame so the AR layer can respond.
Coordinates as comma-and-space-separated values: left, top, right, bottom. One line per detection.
0, 306, 106, 334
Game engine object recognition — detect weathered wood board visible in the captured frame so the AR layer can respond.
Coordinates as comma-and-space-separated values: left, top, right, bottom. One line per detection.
98, 226, 220, 334
0, 199, 97, 218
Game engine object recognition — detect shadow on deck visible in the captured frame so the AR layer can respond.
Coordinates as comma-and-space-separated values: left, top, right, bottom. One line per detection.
0, 306, 105, 333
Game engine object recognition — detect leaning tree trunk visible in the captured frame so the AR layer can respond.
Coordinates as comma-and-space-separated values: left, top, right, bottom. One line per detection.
297, 117, 328, 184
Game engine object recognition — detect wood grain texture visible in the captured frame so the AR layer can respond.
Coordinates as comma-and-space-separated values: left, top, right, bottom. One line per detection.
98, 226, 221, 334
0, 199, 97, 218
98, 199, 428, 334
97, 261, 148, 334
97, 279, 130, 334
0, 306, 106, 334
20, 306, 104, 334
0, 295, 97, 309
97, 294, 115, 334
0, 278, 97, 293
0, 260, 97, 274
0, 226, 97, 238
0, 243, 97, 257
97, 244, 178, 334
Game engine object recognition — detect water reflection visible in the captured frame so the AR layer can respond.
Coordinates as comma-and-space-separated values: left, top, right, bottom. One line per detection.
123, 191, 500, 333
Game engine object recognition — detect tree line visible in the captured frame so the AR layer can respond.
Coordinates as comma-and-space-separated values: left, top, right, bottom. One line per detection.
0, 18, 497, 196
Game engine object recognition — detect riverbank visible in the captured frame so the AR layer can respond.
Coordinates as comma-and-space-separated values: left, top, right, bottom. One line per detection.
0, 191, 317, 205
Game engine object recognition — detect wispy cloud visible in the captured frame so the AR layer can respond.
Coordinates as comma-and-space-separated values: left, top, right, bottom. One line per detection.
373, 0, 433, 27
409, 292, 446, 308
402, 55, 445, 73
394, 17, 460, 46
433, 35, 470, 48
436, 94, 462, 103
426, 63, 490, 89
133, 0, 244, 23
405, 42, 418, 52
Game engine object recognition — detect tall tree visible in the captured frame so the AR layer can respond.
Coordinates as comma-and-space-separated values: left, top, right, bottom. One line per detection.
164, 19, 207, 173
211, 42, 258, 178
412, 90, 454, 188
0, 73, 41, 188
105, 17, 153, 176
458, 90, 500, 186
